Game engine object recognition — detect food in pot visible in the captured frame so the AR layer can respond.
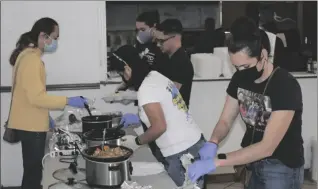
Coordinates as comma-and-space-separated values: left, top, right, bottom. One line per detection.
92, 145, 129, 158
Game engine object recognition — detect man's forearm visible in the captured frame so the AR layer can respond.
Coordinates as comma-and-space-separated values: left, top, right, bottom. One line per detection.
216, 141, 270, 167
209, 120, 231, 144
138, 125, 165, 145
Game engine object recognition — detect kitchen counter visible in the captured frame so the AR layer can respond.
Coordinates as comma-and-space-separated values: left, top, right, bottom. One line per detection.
42, 147, 177, 189
42, 129, 177, 189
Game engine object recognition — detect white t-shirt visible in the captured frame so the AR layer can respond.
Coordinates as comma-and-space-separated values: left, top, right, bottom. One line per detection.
137, 71, 202, 157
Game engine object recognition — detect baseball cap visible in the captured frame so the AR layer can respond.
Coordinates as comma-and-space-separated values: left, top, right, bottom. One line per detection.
156, 18, 183, 35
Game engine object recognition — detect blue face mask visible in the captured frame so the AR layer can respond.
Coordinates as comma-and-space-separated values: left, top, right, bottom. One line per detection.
136, 29, 153, 44
44, 38, 58, 53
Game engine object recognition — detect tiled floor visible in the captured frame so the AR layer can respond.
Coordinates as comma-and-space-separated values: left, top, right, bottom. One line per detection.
206, 180, 317, 189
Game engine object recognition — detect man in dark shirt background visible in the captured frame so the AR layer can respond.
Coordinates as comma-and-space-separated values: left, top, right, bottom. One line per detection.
132, 14, 196, 169
155, 18, 194, 107
193, 17, 225, 54
245, 2, 286, 69
116, 10, 167, 91
138, 18, 195, 173
135, 10, 167, 69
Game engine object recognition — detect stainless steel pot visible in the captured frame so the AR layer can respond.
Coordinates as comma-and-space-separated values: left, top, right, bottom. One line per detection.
81, 113, 123, 134
82, 129, 126, 148
85, 158, 132, 187
81, 115, 112, 134
77, 144, 133, 188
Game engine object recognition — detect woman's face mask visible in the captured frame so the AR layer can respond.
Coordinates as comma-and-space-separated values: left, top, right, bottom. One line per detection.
236, 65, 264, 81
235, 57, 265, 81
136, 28, 153, 44
44, 35, 58, 53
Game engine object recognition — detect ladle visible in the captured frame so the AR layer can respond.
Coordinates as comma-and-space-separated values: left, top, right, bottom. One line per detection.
80, 96, 92, 116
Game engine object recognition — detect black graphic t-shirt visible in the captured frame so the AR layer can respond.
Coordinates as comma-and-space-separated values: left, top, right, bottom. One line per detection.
135, 42, 167, 70
226, 68, 304, 168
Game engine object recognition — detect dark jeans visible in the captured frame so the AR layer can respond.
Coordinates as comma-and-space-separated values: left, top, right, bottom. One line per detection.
141, 122, 207, 188
17, 130, 47, 189
246, 159, 304, 189
164, 135, 206, 188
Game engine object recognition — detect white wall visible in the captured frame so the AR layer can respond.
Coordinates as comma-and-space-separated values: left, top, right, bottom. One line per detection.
1, 1, 107, 86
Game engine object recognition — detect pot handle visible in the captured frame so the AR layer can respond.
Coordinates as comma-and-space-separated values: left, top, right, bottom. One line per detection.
115, 123, 124, 131
109, 164, 121, 171
129, 161, 133, 175
74, 142, 85, 158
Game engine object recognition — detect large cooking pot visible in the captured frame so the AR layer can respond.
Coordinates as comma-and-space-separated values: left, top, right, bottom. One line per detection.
82, 129, 126, 147
82, 115, 112, 134
77, 144, 133, 188
81, 112, 123, 134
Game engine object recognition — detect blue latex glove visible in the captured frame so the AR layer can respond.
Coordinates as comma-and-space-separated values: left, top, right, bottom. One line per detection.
120, 113, 141, 128
67, 96, 87, 108
199, 142, 218, 160
49, 116, 55, 129
188, 159, 217, 183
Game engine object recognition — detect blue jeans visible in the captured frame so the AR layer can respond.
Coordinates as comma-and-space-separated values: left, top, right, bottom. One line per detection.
164, 135, 206, 188
246, 159, 304, 189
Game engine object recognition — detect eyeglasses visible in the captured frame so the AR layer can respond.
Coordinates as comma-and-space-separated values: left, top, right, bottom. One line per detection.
156, 35, 175, 45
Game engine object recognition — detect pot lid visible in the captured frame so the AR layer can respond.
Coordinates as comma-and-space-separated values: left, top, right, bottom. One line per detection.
53, 167, 86, 182
49, 180, 91, 189
83, 129, 125, 141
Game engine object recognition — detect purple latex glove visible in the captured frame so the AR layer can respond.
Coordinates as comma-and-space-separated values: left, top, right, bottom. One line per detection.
67, 96, 87, 108
49, 116, 55, 129
199, 142, 218, 160
120, 113, 141, 128
188, 159, 217, 183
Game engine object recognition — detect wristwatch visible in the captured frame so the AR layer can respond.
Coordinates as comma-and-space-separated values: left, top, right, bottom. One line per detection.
217, 153, 227, 160
135, 136, 142, 145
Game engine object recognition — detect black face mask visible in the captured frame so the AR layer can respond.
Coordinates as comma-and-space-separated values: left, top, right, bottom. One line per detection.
236, 64, 264, 81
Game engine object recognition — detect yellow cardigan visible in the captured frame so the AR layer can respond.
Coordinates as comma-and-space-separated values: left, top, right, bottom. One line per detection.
8, 48, 67, 132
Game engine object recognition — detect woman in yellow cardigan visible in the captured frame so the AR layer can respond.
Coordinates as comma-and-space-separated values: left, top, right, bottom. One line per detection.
8, 17, 87, 189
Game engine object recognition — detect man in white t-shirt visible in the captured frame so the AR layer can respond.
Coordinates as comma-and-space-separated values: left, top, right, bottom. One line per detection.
108, 45, 205, 188
138, 71, 202, 158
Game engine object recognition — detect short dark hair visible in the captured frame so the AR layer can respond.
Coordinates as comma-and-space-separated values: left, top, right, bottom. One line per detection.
227, 16, 271, 60
136, 10, 160, 27
9, 17, 58, 66
156, 18, 183, 35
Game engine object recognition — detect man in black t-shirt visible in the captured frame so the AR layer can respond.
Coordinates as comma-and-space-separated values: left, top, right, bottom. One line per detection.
135, 10, 168, 70
188, 17, 304, 189
137, 17, 195, 170
193, 18, 225, 54
226, 68, 304, 168
155, 19, 194, 107
116, 10, 167, 92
